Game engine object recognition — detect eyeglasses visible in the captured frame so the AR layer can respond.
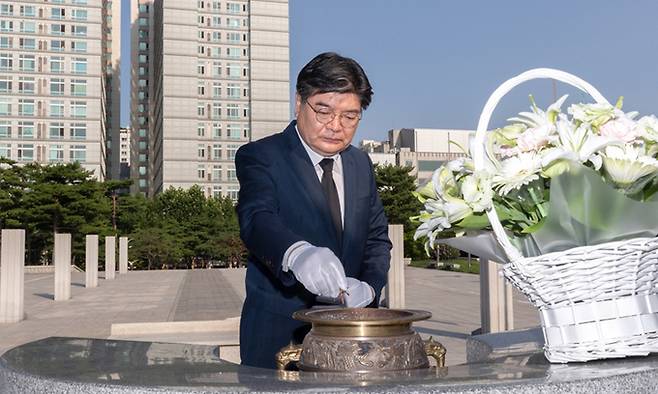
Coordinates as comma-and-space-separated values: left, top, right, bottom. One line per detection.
305, 100, 362, 128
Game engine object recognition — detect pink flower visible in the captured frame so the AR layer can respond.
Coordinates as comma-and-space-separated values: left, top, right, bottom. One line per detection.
516, 125, 554, 152
599, 116, 639, 143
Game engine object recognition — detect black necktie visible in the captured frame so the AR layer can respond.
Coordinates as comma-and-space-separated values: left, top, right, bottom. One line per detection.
319, 158, 342, 244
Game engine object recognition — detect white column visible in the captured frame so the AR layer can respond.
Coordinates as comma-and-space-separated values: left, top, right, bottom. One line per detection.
85, 235, 98, 288
54, 233, 72, 301
385, 224, 406, 309
105, 236, 116, 280
479, 258, 514, 333
119, 237, 128, 274
0, 229, 26, 323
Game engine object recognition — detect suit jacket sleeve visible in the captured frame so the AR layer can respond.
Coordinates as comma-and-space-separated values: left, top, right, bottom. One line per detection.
235, 142, 303, 286
359, 156, 392, 300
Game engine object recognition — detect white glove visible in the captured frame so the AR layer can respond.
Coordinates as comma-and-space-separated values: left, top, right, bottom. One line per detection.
343, 277, 375, 308
288, 246, 348, 298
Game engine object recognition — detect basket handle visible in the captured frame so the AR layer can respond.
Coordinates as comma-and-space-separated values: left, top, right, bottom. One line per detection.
472, 68, 610, 263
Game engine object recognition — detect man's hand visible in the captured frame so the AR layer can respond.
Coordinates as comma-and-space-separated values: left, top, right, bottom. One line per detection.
343, 277, 375, 308
288, 246, 347, 297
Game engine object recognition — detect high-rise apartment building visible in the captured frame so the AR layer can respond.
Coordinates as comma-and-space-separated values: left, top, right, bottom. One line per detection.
0, 0, 120, 180
131, 0, 289, 198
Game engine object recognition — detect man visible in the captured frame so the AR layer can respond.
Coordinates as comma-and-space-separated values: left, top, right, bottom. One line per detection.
236, 52, 392, 369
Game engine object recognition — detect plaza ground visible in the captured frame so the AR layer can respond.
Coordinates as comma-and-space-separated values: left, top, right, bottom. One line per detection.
0, 267, 539, 366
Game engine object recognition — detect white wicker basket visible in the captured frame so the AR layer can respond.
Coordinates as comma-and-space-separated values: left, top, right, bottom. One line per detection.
473, 68, 658, 363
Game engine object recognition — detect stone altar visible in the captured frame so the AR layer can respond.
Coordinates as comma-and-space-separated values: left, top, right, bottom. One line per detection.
2, 336, 658, 393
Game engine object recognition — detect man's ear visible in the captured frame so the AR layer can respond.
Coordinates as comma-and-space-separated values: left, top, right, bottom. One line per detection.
294, 94, 302, 117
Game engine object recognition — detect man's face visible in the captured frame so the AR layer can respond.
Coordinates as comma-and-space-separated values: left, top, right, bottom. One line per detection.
295, 92, 362, 157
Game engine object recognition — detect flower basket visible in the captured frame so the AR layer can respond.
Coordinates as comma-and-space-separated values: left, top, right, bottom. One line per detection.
472, 68, 658, 363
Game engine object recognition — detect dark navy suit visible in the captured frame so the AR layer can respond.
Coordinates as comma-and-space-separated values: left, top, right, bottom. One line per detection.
235, 121, 392, 369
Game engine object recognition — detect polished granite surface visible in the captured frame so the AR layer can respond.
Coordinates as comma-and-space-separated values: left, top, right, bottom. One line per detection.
2, 337, 658, 393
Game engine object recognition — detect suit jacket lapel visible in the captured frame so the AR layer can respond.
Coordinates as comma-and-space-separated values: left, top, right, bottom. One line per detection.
283, 123, 339, 248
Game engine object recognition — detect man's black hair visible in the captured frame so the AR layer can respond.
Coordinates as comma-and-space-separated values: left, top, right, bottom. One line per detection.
296, 52, 373, 110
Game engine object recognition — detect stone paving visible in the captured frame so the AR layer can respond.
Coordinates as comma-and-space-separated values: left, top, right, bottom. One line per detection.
0, 266, 539, 366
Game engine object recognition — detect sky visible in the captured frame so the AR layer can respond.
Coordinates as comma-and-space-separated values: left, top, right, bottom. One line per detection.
121, 1, 658, 144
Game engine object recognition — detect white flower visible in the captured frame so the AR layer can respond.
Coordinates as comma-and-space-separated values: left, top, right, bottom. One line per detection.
493, 152, 542, 195
541, 115, 620, 171
637, 115, 658, 143
461, 172, 493, 212
601, 145, 658, 189
568, 102, 616, 128
599, 113, 640, 143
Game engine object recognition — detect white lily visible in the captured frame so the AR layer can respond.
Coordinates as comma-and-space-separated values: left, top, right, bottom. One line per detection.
541, 115, 619, 171
601, 145, 658, 189
637, 115, 658, 143
461, 172, 493, 212
493, 152, 543, 195
568, 102, 616, 128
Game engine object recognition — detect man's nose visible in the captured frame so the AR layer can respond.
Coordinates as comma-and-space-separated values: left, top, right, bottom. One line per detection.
327, 114, 342, 131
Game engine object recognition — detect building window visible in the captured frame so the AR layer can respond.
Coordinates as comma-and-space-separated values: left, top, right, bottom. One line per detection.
49, 144, 64, 162
49, 123, 65, 139
212, 165, 221, 181
139, 166, 147, 175
227, 124, 241, 139
197, 83, 205, 96
0, 143, 10, 158
213, 62, 221, 77
72, 58, 87, 74
51, 24, 66, 35
17, 121, 34, 139
138, 141, 147, 150
227, 84, 240, 98
50, 78, 65, 96
227, 64, 240, 78
50, 56, 64, 73
227, 185, 239, 201
18, 99, 34, 116
0, 98, 11, 115
226, 18, 240, 28
70, 101, 87, 118
212, 16, 221, 27
70, 145, 86, 162
212, 123, 221, 139
0, 21, 13, 32
197, 123, 205, 137
227, 32, 240, 43
227, 144, 239, 160
0, 4, 13, 16
212, 103, 221, 119
198, 144, 205, 158
20, 21, 35, 33
212, 82, 221, 98
197, 103, 205, 117
212, 144, 221, 160
71, 9, 87, 20
71, 41, 87, 52
70, 123, 86, 139
0, 121, 10, 138
50, 40, 65, 52
227, 3, 241, 14
51, 8, 66, 19
0, 76, 10, 93
211, 31, 221, 42
227, 47, 241, 59
50, 100, 64, 117
0, 53, 12, 70
20, 5, 35, 17
197, 62, 205, 75
19, 38, 35, 50
212, 185, 221, 199
17, 144, 34, 161
70, 79, 87, 96
71, 25, 87, 36
197, 165, 206, 179
226, 104, 239, 119
0, 36, 11, 48
18, 77, 34, 94
139, 179, 147, 188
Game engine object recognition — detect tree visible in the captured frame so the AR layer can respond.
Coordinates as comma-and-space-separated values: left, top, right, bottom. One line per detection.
374, 164, 426, 259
